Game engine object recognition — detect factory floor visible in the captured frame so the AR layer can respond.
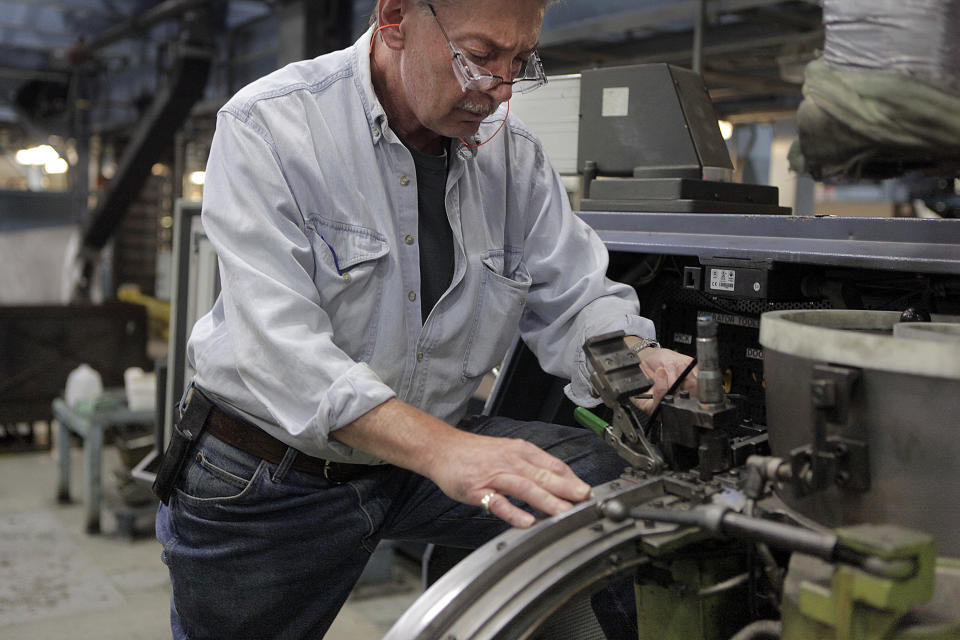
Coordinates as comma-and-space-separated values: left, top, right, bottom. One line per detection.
0, 427, 423, 640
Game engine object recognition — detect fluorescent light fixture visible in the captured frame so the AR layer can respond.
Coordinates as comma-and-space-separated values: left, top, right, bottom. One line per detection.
718, 120, 733, 141
45, 157, 69, 174
189, 170, 206, 186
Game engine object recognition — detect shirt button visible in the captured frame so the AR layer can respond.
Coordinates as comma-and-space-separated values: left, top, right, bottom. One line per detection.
416, 352, 424, 362
373, 127, 380, 137
408, 291, 417, 302
404, 234, 415, 245
400, 175, 410, 186
519, 297, 526, 305
342, 273, 352, 283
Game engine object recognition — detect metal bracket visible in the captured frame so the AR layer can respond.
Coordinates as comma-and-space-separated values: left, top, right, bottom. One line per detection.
584, 331, 664, 473
789, 364, 869, 497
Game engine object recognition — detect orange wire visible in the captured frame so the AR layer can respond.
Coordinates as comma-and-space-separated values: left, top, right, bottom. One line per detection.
370, 23, 400, 53
459, 99, 509, 149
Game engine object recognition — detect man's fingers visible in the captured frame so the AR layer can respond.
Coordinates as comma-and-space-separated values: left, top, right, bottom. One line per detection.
493, 473, 575, 517
484, 493, 536, 528
521, 446, 591, 502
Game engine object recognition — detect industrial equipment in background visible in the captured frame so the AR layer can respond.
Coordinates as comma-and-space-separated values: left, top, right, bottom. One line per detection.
789, 0, 960, 182
578, 64, 789, 216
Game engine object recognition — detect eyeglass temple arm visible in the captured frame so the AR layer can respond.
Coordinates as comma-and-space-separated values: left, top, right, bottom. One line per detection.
427, 4, 460, 57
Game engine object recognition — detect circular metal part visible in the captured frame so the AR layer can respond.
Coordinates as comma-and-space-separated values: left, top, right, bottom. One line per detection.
384, 477, 682, 640
759, 310, 960, 557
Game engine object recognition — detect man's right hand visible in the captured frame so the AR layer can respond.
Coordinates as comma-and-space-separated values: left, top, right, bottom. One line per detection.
332, 398, 591, 528
423, 429, 591, 527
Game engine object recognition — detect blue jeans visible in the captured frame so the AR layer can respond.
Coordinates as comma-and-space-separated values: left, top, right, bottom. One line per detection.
156, 414, 632, 639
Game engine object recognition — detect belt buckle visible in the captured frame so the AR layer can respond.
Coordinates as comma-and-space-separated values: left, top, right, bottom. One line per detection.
323, 460, 333, 481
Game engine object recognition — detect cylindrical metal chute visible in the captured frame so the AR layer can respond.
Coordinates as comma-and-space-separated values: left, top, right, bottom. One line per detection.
759, 310, 960, 557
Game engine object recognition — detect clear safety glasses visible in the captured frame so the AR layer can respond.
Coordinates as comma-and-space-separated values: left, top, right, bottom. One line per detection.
427, 3, 547, 95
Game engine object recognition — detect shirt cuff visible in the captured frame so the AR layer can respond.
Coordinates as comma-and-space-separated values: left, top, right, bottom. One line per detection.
564, 314, 656, 407
310, 362, 396, 455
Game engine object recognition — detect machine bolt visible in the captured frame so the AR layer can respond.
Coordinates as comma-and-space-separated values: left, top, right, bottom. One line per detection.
591, 523, 605, 533
664, 394, 674, 403
608, 553, 621, 566
679, 390, 690, 399
496, 541, 507, 551
835, 471, 851, 488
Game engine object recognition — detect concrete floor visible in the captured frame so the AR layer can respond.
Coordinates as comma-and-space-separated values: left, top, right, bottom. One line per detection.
0, 431, 422, 640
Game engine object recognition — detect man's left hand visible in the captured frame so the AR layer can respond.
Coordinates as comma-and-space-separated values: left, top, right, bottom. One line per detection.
623, 337, 698, 414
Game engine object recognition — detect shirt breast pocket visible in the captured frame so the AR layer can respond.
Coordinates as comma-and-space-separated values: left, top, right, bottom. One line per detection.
461, 250, 531, 382
307, 215, 390, 360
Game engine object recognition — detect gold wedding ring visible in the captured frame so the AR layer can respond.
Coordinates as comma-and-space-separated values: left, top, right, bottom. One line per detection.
481, 492, 495, 515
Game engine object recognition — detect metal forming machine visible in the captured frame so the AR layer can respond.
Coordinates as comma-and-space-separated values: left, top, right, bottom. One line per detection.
386, 309, 960, 640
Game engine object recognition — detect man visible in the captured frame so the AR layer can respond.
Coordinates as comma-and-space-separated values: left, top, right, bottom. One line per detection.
155, 0, 695, 637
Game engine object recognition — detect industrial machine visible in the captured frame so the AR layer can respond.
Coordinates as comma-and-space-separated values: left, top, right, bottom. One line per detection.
384, 53, 960, 639
385, 310, 960, 640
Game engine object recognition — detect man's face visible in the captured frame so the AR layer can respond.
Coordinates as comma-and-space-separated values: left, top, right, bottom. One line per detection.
397, 0, 545, 140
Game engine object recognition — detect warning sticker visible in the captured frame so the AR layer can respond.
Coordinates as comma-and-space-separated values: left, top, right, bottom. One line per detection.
709, 268, 736, 291
601, 87, 630, 117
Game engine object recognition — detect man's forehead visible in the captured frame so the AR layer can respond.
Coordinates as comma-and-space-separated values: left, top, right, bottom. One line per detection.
433, 0, 544, 49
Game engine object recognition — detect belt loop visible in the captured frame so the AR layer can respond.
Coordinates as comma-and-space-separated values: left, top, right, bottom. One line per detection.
271, 447, 298, 483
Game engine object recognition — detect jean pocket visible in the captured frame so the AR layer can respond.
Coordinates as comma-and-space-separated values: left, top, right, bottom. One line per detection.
176, 445, 267, 507
461, 251, 531, 381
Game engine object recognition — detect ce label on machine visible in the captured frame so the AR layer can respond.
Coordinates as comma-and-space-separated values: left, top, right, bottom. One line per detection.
710, 268, 736, 292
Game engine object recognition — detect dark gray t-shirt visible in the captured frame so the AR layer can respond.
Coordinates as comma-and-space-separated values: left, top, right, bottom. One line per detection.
404, 139, 454, 321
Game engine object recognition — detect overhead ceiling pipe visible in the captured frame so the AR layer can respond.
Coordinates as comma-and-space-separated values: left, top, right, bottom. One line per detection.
84, 0, 213, 52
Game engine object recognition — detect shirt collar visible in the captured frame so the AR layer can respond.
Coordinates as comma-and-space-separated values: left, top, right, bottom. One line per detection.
352, 26, 388, 146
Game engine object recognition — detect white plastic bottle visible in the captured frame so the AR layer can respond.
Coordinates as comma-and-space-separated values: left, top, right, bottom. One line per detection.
65, 363, 103, 409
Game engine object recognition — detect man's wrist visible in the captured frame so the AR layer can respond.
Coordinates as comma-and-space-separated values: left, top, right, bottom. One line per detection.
630, 337, 660, 355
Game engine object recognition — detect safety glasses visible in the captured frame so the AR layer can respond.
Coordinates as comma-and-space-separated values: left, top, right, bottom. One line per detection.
427, 3, 547, 94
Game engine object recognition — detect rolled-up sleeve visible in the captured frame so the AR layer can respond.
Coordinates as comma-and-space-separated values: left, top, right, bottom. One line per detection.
517, 145, 655, 407
202, 110, 395, 451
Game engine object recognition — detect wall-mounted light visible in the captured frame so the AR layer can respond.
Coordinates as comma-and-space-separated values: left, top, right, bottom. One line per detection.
15, 144, 60, 166
44, 158, 69, 174
189, 170, 206, 186
717, 120, 733, 140
718, 120, 734, 141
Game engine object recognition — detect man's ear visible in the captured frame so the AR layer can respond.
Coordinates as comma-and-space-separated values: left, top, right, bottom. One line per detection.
377, 0, 405, 50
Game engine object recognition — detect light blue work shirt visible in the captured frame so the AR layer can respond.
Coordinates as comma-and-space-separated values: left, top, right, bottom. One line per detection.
187, 27, 655, 464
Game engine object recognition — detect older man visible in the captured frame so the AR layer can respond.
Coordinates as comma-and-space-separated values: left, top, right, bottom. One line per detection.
155, 0, 695, 637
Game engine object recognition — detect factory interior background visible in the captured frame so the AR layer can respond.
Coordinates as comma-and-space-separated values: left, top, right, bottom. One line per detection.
1, 0, 959, 638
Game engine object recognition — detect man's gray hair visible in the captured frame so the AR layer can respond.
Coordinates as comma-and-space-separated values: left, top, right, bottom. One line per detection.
368, 0, 557, 28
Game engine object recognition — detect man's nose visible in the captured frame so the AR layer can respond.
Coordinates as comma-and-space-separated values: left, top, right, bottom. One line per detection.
489, 80, 513, 102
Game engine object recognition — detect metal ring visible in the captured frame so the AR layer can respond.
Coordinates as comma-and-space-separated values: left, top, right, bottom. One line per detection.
481, 492, 495, 515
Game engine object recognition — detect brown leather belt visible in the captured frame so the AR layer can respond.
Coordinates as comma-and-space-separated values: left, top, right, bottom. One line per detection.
205, 405, 381, 483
